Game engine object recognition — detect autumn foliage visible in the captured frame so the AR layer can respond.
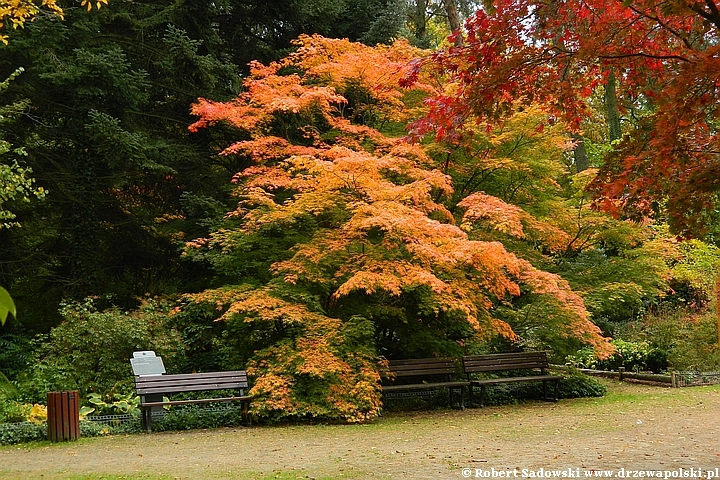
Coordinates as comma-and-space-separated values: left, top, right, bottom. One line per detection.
0, 0, 107, 44
409, 0, 720, 237
186, 35, 611, 422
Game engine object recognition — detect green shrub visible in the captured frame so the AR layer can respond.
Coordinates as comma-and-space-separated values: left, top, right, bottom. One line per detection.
0, 334, 33, 381
16, 298, 186, 403
614, 307, 719, 372
382, 369, 606, 410
0, 422, 46, 445
565, 339, 667, 373
81, 419, 142, 437
557, 370, 607, 398
151, 405, 247, 431
0, 398, 26, 423
477, 370, 606, 406
84, 392, 141, 416
381, 389, 461, 412
0, 418, 146, 445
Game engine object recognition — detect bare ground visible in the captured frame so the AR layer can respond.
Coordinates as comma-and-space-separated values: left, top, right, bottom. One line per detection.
1, 380, 719, 480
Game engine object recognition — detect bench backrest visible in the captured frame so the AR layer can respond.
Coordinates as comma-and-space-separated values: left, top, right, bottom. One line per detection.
135, 370, 248, 396
462, 352, 550, 375
382, 358, 458, 381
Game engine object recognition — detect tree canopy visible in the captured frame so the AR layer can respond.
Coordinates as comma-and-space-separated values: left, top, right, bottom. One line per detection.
2, 0, 719, 425
183, 35, 612, 421
407, 0, 720, 237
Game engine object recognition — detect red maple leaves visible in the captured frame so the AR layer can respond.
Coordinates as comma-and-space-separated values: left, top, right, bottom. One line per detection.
408, 0, 720, 237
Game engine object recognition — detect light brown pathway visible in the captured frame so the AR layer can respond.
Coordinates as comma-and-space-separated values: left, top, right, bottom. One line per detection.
1, 381, 719, 479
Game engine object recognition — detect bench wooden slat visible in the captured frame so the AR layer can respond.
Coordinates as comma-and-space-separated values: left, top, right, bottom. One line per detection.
462, 354, 549, 372
136, 383, 246, 395
463, 360, 549, 373
141, 396, 252, 407
384, 358, 457, 378
382, 381, 469, 392
470, 375, 560, 385
135, 371, 247, 385
137, 377, 245, 389
388, 358, 457, 366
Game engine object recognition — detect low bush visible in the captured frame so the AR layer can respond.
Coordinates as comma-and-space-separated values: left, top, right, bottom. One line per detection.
565, 339, 667, 373
156, 405, 248, 431
0, 422, 46, 445
0, 418, 145, 445
84, 392, 141, 416
557, 370, 608, 398
609, 307, 720, 372
383, 370, 606, 410
81, 419, 142, 436
479, 370, 606, 406
16, 298, 186, 403
0, 398, 26, 423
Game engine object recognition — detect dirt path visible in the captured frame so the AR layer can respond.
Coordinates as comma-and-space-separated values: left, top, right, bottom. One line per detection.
1, 381, 719, 480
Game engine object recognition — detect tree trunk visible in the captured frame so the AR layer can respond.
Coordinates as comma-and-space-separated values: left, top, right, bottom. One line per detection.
604, 69, 621, 141
413, 0, 428, 43
442, 0, 463, 46
572, 134, 589, 173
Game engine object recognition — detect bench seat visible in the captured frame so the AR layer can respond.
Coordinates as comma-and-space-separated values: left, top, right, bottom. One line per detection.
382, 380, 471, 392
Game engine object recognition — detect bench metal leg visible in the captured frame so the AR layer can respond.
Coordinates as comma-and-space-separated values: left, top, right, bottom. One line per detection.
541, 380, 560, 402
467, 385, 486, 408
449, 386, 466, 409
142, 407, 152, 434
241, 400, 252, 427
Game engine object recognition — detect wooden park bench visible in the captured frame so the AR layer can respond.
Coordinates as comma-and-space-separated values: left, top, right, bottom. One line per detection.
462, 351, 560, 407
381, 358, 469, 409
134, 371, 252, 433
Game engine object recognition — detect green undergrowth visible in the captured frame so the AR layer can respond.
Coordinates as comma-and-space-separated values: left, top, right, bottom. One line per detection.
382, 370, 607, 411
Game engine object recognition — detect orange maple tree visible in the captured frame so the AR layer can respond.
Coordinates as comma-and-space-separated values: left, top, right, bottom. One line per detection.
407, 0, 720, 237
185, 36, 611, 422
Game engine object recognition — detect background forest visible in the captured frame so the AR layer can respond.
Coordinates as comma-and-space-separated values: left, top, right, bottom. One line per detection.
1, 0, 720, 424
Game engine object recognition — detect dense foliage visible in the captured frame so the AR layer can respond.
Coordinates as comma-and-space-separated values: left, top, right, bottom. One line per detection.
408, 0, 720, 238
1, 0, 719, 428
16, 299, 185, 402
180, 36, 623, 420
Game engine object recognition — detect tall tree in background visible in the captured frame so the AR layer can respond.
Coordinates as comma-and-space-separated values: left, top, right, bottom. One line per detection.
407, 0, 469, 46
0, 1, 240, 329
408, 0, 720, 237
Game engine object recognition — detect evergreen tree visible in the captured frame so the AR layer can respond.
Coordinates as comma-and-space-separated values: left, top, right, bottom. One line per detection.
0, 2, 239, 330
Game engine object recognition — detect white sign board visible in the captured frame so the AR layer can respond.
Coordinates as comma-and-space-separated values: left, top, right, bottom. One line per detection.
130, 356, 166, 376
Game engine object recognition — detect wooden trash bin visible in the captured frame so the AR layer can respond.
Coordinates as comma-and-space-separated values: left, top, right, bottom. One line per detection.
47, 391, 80, 442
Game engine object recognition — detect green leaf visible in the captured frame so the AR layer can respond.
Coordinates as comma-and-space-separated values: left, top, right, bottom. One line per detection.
88, 393, 106, 406
79, 406, 95, 417
0, 286, 16, 326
